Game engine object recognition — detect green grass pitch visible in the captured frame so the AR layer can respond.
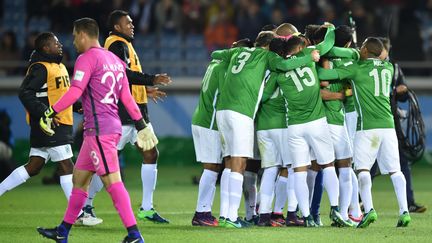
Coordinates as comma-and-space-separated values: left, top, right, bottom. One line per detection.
0, 164, 431, 243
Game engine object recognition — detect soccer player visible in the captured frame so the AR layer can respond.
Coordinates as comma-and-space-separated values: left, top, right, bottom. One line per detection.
0, 32, 74, 200
374, 37, 426, 213
212, 31, 320, 228
103, 10, 171, 223
36, 17, 157, 243
317, 25, 358, 226
269, 34, 351, 227
191, 38, 253, 227
318, 37, 411, 228
254, 37, 294, 227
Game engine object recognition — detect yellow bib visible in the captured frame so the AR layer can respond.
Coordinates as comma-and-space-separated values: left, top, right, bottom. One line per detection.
104, 35, 148, 104
26, 62, 73, 125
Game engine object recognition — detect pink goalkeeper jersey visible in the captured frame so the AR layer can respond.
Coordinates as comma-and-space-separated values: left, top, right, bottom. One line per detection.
67, 47, 141, 136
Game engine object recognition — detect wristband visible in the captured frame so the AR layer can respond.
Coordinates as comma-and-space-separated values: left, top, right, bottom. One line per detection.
134, 119, 147, 130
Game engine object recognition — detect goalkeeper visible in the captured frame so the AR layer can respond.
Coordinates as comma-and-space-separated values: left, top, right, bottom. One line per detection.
37, 18, 155, 243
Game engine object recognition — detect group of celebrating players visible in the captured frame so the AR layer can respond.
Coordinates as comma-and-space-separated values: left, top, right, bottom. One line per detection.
191, 21, 412, 229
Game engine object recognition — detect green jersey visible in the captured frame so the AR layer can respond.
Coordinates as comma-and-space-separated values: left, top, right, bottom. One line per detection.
191, 59, 227, 130
211, 47, 312, 118
255, 73, 287, 131
344, 94, 356, 113
322, 81, 345, 125
325, 48, 360, 114
322, 58, 348, 125
275, 47, 326, 125
318, 58, 395, 130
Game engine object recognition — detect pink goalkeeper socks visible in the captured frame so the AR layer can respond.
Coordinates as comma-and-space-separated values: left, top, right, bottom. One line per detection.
63, 188, 88, 224
107, 181, 137, 228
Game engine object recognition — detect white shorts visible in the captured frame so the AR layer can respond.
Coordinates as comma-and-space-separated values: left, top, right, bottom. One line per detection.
286, 118, 335, 168
29, 144, 73, 163
329, 124, 353, 160
117, 123, 154, 150
257, 129, 291, 168
353, 129, 400, 174
252, 130, 261, 160
345, 111, 357, 145
216, 110, 254, 158
192, 125, 222, 164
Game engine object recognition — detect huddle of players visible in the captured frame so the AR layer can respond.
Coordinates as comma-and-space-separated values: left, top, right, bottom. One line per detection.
192, 22, 412, 229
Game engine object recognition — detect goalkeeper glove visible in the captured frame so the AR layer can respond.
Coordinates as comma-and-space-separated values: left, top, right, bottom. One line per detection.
135, 119, 158, 151
39, 106, 57, 136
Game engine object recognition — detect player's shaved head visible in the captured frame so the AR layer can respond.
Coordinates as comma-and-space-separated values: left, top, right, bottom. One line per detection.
254, 31, 276, 48
362, 37, 384, 58
275, 23, 299, 36
73, 18, 99, 39
35, 32, 55, 53
261, 24, 278, 32
334, 25, 353, 47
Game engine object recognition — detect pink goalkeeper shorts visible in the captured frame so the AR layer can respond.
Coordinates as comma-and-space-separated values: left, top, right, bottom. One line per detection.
75, 134, 121, 176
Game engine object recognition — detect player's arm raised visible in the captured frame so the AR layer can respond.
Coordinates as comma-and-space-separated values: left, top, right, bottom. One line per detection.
119, 73, 158, 151
315, 24, 335, 55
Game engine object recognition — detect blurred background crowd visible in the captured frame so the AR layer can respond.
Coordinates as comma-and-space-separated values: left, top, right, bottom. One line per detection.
0, 0, 431, 77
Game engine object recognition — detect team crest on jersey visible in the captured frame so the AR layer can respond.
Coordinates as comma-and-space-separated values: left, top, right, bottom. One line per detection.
73, 70, 85, 81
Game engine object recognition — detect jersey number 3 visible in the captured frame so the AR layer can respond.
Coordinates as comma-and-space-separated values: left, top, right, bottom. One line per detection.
231, 51, 252, 74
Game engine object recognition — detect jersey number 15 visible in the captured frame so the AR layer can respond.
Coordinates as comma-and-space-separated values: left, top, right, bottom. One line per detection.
285, 67, 316, 92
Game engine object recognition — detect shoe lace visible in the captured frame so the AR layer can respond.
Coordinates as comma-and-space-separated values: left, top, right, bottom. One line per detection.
84, 206, 97, 217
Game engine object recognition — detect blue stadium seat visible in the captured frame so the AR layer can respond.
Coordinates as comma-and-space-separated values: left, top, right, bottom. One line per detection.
159, 35, 182, 48
134, 34, 156, 49
142, 67, 160, 75
159, 48, 182, 61
27, 17, 51, 32
185, 35, 204, 48
186, 66, 206, 77
137, 49, 158, 62
185, 47, 209, 61
165, 66, 184, 77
